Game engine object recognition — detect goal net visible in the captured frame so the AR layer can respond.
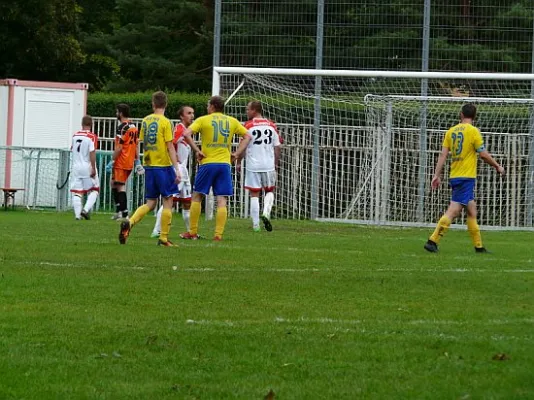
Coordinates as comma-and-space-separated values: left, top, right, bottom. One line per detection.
215, 67, 534, 229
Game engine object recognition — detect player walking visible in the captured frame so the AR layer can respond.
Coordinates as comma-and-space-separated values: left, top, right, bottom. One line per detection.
425, 104, 505, 253
240, 101, 282, 232
152, 106, 195, 237
70, 115, 99, 220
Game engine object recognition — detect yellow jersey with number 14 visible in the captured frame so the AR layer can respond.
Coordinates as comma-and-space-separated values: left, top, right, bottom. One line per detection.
189, 112, 248, 165
442, 122, 485, 179
140, 113, 173, 167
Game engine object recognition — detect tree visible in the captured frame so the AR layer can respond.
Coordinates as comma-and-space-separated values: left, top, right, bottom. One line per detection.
101, 0, 214, 92
0, 0, 85, 81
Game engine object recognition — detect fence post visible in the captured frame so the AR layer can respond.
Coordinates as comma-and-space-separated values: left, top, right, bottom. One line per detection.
311, 0, 325, 220
417, 0, 432, 222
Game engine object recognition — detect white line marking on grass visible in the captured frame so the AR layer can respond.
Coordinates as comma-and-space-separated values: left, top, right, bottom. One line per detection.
10, 261, 145, 271
184, 317, 534, 340
376, 267, 534, 273
176, 267, 322, 273
9, 261, 533, 274
187, 243, 364, 255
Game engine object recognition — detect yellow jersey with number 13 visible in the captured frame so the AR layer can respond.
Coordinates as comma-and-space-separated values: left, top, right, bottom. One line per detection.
442, 122, 485, 179
189, 112, 248, 165
140, 113, 173, 167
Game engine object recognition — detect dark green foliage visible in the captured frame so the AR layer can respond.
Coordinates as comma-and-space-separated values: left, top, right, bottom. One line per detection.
0, 0, 85, 81
87, 91, 211, 117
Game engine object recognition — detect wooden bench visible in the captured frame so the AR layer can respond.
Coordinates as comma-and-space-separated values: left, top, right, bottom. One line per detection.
1, 188, 25, 210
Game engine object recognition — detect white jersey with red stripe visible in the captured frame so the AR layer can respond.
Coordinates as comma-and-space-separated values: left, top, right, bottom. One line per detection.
173, 122, 191, 168
71, 130, 98, 178
244, 118, 282, 172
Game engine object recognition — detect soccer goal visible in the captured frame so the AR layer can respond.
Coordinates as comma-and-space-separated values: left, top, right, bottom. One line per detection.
213, 67, 534, 230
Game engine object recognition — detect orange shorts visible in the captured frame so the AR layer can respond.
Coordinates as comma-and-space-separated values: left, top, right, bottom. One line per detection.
112, 168, 132, 184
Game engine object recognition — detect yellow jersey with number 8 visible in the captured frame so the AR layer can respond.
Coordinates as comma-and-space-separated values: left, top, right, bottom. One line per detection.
140, 114, 173, 167
189, 112, 248, 165
442, 123, 485, 179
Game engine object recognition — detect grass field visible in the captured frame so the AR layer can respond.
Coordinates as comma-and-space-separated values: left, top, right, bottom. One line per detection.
1, 211, 533, 399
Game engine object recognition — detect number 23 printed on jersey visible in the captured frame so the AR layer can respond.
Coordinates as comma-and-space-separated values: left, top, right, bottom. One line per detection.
251, 127, 274, 145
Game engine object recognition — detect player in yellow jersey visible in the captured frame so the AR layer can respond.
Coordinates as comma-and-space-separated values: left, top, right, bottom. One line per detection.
181, 96, 251, 241
118, 91, 181, 247
424, 104, 505, 253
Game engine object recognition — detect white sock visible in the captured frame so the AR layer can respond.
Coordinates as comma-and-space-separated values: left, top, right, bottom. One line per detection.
182, 209, 190, 232
250, 197, 260, 228
154, 206, 163, 233
263, 192, 274, 219
72, 195, 82, 218
84, 191, 99, 213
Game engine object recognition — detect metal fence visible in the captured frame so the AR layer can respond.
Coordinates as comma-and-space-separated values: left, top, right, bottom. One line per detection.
217, 0, 534, 74
2, 112, 532, 229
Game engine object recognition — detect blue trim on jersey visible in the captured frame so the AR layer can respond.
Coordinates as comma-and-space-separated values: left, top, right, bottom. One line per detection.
193, 163, 233, 196
450, 178, 476, 205
144, 166, 179, 199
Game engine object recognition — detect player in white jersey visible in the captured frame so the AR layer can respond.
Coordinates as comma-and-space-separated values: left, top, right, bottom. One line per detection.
240, 101, 282, 232
70, 115, 100, 220
152, 106, 195, 237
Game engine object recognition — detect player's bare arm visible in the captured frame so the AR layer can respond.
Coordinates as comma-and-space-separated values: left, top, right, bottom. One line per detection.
231, 134, 252, 163
274, 145, 281, 170
479, 150, 505, 176
183, 127, 205, 161
431, 146, 449, 189
90, 150, 97, 178
166, 141, 181, 184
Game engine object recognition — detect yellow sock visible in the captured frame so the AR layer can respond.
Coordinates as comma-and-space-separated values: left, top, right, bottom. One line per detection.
160, 208, 172, 242
215, 206, 227, 238
467, 217, 483, 248
189, 201, 201, 235
129, 204, 151, 227
429, 215, 451, 244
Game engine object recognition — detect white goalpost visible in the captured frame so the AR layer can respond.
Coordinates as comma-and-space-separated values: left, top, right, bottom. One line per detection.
212, 67, 534, 230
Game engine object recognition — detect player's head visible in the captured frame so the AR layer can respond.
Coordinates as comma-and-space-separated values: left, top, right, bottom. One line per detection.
116, 103, 130, 121
246, 100, 262, 119
178, 106, 195, 126
152, 91, 168, 111
207, 96, 225, 114
81, 115, 92, 129
460, 103, 477, 121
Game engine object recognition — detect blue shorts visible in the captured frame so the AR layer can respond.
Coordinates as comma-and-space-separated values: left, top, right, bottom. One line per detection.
144, 166, 179, 199
450, 178, 476, 206
194, 163, 233, 196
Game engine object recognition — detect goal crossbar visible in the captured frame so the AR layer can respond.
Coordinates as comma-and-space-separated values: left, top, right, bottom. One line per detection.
364, 94, 534, 104
214, 66, 534, 80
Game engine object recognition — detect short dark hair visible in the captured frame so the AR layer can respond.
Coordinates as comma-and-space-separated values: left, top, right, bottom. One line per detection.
152, 91, 168, 109
82, 115, 92, 127
209, 96, 225, 112
461, 103, 477, 119
178, 105, 193, 118
116, 103, 130, 118
248, 100, 262, 114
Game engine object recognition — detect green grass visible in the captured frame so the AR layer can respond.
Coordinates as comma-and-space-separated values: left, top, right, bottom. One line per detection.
1, 211, 533, 399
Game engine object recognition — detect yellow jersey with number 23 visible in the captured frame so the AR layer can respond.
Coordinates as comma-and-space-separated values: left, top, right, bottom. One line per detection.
189, 112, 248, 165
442, 122, 485, 179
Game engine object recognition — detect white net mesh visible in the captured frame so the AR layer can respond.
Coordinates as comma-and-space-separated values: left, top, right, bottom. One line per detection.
0, 146, 71, 210
218, 71, 534, 229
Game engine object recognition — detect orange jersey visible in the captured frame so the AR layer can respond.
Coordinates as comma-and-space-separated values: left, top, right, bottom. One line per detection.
115, 121, 139, 169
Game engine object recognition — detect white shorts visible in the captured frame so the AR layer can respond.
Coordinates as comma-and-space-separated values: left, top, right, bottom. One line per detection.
175, 164, 192, 201
245, 170, 276, 192
70, 173, 100, 194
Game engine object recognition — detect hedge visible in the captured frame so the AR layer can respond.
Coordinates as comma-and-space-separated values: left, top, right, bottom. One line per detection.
87, 91, 211, 118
